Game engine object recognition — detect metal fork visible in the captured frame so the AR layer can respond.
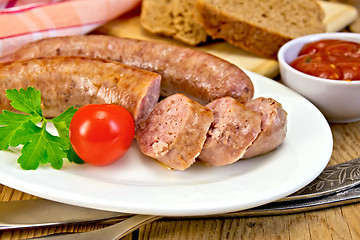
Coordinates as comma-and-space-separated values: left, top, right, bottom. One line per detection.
29, 215, 161, 240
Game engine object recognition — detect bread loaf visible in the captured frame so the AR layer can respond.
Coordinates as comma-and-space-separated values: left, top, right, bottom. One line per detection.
140, 0, 208, 45
196, 0, 326, 58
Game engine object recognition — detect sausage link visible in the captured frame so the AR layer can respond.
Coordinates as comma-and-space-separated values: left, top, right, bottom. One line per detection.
11, 35, 254, 105
0, 56, 161, 125
242, 97, 288, 158
136, 93, 214, 170
198, 97, 262, 166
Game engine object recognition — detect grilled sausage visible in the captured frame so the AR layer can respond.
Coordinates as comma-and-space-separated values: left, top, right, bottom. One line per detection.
197, 97, 262, 166
136, 93, 214, 170
11, 35, 254, 105
0, 56, 161, 125
242, 97, 287, 158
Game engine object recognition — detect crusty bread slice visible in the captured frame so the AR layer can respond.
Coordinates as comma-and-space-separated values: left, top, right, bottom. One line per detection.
140, 0, 208, 45
140, 0, 176, 36
196, 0, 326, 58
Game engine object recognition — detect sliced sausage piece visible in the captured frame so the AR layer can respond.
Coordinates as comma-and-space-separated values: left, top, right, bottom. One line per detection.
136, 93, 214, 170
198, 97, 262, 166
11, 35, 254, 105
242, 97, 287, 159
0, 56, 161, 125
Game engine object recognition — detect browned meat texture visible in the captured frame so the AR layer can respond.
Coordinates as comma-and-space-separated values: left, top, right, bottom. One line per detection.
243, 97, 287, 158
136, 93, 214, 170
0, 56, 161, 125
198, 97, 262, 166
11, 35, 254, 105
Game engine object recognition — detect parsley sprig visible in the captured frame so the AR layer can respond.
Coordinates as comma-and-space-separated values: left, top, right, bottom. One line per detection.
0, 87, 83, 170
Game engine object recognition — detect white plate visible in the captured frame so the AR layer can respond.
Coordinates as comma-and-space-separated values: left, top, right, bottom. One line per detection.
0, 71, 333, 216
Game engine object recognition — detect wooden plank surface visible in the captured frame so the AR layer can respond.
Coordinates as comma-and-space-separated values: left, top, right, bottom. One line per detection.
95, 1, 358, 78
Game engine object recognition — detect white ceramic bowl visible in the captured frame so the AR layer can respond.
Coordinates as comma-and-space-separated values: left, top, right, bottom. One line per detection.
278, 32, 360, 123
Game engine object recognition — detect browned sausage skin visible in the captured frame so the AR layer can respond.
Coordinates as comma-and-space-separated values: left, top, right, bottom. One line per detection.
198, 97, 262, 166
136, 93, 214, 170
242, 97, 288, 159
0, 56, 161, 125
11, 35, 254, 105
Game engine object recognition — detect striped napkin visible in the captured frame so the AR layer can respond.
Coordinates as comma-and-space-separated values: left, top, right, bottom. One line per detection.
0, 0, 141, 59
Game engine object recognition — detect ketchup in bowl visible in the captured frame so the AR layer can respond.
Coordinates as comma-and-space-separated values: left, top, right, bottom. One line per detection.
290, 39, 360, 81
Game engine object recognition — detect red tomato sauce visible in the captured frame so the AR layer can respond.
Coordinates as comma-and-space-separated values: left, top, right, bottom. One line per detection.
290, 39, 360, 81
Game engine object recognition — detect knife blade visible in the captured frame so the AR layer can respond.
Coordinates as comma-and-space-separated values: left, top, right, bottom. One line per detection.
0, 199, 132, 230
1, 157, 360, 230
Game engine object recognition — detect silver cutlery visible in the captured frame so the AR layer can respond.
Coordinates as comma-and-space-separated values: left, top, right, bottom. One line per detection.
4, 186, 358, 240
1, 157, 360, 237
29, 214, 161, 240
0, 198, 131, 230
284, 156, 360, 200
217, 184, 360, 218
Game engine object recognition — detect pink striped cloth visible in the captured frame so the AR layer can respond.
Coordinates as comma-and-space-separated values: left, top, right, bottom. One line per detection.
0, 0, 141, 59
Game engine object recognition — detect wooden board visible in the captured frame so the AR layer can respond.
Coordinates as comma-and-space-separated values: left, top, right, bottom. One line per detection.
95, 1, 357, 78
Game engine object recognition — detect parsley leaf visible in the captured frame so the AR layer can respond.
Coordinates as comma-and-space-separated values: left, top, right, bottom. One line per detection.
16, 121, 69, 170
52, 107, 83, 164
6, 87, 42, 117
0, 87, 82, 170
0, 110, 41, 149
51, 107, 76, 140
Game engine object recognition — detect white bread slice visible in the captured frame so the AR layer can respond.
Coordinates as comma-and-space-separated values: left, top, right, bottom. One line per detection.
140, 0, 208, 45
195, 0, 326, 58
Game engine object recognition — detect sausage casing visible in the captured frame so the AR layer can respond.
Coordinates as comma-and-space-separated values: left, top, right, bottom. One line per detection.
242, 97, 287, 158
11, 35, 254, 105
0, 56, 161, 125
198, 97, 262, 166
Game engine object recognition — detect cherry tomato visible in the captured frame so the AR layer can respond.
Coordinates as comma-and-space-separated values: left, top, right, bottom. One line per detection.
69, 104, 135, 166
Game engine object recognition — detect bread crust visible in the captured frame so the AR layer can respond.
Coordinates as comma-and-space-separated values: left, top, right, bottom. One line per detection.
140, 0, 208, 45
196, 0, 326, 59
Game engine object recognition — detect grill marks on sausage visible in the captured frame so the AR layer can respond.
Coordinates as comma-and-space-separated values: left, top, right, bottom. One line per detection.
136, 93, 214, 170
11, 35, 254, 105
0, 57, 161, 125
